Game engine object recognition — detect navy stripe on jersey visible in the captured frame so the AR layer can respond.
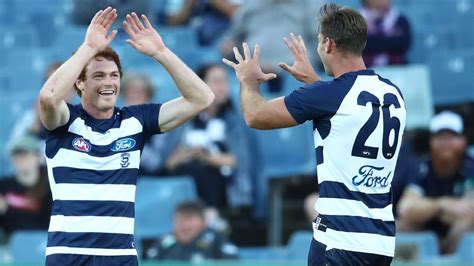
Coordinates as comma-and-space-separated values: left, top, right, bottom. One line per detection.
53, 167, 138, 185
322, 214, 395, 236
48, 232, 134, 249
52, 200, 134, 217
59, 132, 144, 158
319, 181, 391, 209
316, 146, 324, 165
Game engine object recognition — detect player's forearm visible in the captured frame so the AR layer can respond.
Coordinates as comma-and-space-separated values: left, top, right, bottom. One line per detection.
39, 44, 96, 106
154, 49, 214, 109
240, 80, 267, 128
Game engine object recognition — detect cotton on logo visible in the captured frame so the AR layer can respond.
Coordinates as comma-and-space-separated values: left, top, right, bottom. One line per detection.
72, 137, 91, 152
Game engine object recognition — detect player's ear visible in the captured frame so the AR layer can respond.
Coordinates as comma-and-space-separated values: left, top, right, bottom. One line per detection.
325, 37, 333, 54
76, 79, 85, 93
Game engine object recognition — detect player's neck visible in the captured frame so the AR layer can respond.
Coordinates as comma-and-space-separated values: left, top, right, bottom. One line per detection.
331, 57, 366, 78
81, 101, 115, 120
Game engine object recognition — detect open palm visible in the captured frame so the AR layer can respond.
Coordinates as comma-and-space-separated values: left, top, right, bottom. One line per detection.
84, 7, 118, 51
123, 13, 166, 58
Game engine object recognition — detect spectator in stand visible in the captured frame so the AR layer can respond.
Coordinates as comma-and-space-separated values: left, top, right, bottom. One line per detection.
165, 63, 252, 233
120, 72, 183, 176
7, 61, 66, 165
143, 201, 238, 261
397, 111, 474, 254
0, 135, 52, 241
220, 0, 323, 93
157, 0, 243, 46
72, 0, 151, 25
165, 64, 253, 210
360, 0, 411, 67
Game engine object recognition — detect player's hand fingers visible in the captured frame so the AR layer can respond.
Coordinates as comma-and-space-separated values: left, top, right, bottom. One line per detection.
290, 33, 302, 54
123, 21, 136, 39
98, 7, 113, 25
233, 47, 243, 63
298, 35, 307, 55
106, 30, 118, 42
253, 44, 260, 61
243, 42, 251, 61
278, 62, 295, 74
283, 37, 299, 56
126, 14, 140, 33
263, 72, 277, 81
141, 14, 153, 29
222, 58, 237, 68
90, 10, 104, 24
126, 39, 140, 50
103, 10, 117, 31
132, 12, 145, 31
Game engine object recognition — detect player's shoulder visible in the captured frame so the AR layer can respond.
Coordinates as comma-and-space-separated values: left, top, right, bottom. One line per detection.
371, 71, 405, 100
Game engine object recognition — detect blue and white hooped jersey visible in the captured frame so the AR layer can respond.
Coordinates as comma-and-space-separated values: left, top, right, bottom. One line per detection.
44, 103, 161, 257
285, 69, 406, 257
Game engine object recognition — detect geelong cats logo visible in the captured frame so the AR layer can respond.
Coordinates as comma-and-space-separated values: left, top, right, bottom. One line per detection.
72, 138, 91, 152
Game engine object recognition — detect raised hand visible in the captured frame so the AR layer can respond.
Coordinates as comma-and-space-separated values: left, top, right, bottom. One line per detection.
84, 7, 118, 52
222, 43, 277, 84
279, 33, 319, 84
123, 12, 166, 59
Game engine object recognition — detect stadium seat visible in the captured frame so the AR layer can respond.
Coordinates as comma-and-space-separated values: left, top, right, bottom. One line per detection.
134, 176, 197, 240
9, 230, 48, 264
0, 25, 39, 48
286, 230, 313, 261
454, 231, 474, 263
372, 65, 434, 129
395, 231, 439, 262
429, 49, 474, 105
239, 246, 288, 262
252, 122, 316, 220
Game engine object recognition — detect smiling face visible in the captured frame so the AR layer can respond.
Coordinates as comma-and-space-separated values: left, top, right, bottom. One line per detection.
76, 57, 121, 117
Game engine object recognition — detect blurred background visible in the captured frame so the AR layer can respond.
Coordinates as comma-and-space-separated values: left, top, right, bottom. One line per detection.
0, 0, 473, 265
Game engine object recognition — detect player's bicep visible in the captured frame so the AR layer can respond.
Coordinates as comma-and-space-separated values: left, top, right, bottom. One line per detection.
158, 97, 199, 133
249, 97, 299, 130
39, 100, 70, 131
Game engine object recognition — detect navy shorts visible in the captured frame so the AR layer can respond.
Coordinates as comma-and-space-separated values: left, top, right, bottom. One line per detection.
308, 238, 393, 266
46, 254, 138, 266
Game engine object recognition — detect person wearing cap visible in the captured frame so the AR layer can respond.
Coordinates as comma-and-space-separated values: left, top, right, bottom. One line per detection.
397, 111, 474, 254
0, 134, 52, 241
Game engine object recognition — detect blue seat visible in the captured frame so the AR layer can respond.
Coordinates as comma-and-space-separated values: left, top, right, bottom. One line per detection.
9, 230, 48, 264
454, 231, 474, 263
372, 65, 434, 130
54, 26, 88, 58
239, 246, 288, 262
286, 230, 313, 261
252, 123, 316, 219
429, 49, 474, 105
0, 25, 39, 48
134, 176, 197, 240
395, 231, 439, 262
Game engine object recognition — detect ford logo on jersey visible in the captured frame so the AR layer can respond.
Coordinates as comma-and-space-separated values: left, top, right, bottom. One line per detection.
111, 138, 136, 152
352, 165, 391, 188
72, 137, 91, 152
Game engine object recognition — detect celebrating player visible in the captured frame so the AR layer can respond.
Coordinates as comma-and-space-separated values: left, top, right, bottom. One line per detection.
223, 3, 406, 265
39, 7, 214, 265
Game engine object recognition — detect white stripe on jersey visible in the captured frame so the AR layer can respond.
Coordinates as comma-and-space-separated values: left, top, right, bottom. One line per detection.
316, 172, 392, 194
54, 184, 136, 202
68, 117, 143, 146
47, 149, 141, 170
49, 215, 134, 234
313, 227, 395, 257
46, 246, 137, 256
316, 198, 394, 221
